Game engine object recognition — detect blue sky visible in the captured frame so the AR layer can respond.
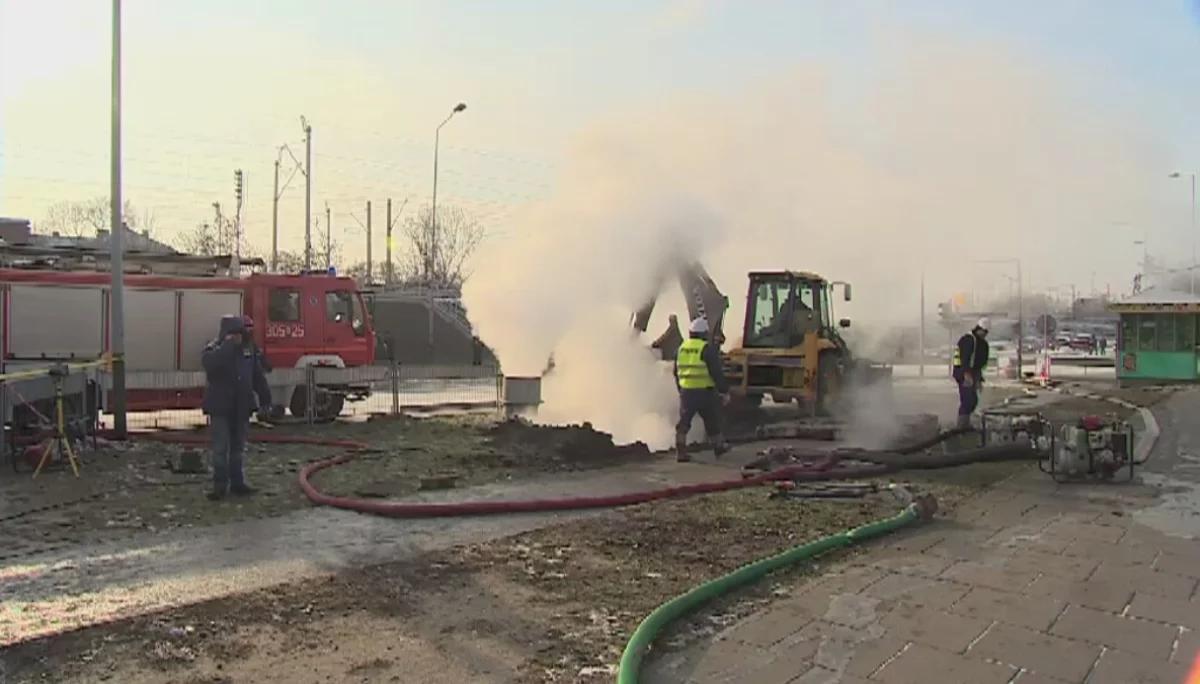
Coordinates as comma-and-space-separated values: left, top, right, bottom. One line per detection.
2, 0, 1199, 294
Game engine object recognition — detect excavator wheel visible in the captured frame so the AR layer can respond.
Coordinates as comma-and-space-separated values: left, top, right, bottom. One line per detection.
813, 352, 840, 418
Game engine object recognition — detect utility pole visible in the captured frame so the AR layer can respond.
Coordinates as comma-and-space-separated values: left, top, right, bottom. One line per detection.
386, 198, 393, 284
110, 0, 127, 438
1173, 172, 1198, 294
232, 169, 243, 276
271, 156, 280, 271
919, 272, 926, 378
325, 203, 332, 269
302, 116, 312, 271
1017, 260, 1024, 377
212, 201, 223, 250
386, 197, 407, 285
366, 200, 372, 284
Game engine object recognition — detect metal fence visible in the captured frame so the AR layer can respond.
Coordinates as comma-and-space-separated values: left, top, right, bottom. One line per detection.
84, 363, 503, 432
0, 360, 506, 474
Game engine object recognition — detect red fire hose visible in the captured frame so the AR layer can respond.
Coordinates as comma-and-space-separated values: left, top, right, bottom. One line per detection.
297, 453, 890, 518
95, 427, 1028, 520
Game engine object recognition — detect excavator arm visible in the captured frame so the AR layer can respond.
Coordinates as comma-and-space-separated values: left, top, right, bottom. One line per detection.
632, 262, 729, 346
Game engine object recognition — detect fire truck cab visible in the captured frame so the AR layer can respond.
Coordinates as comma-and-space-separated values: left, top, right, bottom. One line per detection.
246, 272, 375, 416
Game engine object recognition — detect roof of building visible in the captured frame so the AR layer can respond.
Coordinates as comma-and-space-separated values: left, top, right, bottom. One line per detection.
1110, 286, 1200, 312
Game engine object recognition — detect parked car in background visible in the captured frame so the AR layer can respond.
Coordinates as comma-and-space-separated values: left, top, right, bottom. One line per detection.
1070, 333, 1096, 352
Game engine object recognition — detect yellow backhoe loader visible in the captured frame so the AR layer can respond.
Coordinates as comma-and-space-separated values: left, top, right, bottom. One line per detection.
633, 263, 892, 415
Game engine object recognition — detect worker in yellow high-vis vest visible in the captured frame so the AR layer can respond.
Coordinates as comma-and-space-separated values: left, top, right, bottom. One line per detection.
952, 317, 990, 429
674, 316, 730, 462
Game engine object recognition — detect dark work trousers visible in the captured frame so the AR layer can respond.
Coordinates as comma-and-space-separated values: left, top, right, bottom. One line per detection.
677, 388, 721, 438
210, 413, 249, 492
957, 379, 980, 418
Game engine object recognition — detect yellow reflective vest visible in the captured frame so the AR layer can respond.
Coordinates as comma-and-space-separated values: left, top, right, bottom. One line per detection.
953, 334, 978, 370
677, 338, 715, 390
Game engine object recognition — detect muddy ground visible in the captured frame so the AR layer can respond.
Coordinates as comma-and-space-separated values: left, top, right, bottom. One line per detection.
2, 464, 1012, 684
0, 384, 1151, 683
0, 416, 651, 563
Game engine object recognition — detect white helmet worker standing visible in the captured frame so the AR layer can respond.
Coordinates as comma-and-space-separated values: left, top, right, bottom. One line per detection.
952, 317, 991, 429
674, 315, 729, 462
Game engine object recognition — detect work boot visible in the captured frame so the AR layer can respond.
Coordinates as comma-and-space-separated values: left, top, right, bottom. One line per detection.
676, 436, 690, 463
955, 414, 972, 430
230, 484, 258, 497
712, 435, 730, 458
206, 489, 226, 501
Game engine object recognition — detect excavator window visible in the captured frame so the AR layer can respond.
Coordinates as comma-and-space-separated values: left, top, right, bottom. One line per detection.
744, 276, 828, 349
747, 280, 786, 347
789, 281, 819, 339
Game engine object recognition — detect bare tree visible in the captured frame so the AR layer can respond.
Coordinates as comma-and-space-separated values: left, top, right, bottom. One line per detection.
315, 215, 341, 270
343, 261, 372, 284
39, 197, 155, 237
397, 204, 484, 289
175, 221, 232, 257
274, 250, 307, 273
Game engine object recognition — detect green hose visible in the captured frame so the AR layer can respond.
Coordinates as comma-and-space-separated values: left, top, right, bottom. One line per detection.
616, 498, 934, 684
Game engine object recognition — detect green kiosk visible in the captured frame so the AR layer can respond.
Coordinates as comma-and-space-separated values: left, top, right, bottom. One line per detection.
1111, 289, 1200, 383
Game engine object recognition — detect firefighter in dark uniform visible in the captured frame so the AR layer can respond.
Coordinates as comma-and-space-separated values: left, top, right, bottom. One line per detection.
952, 318, 990, 429
675, 317, 730, 462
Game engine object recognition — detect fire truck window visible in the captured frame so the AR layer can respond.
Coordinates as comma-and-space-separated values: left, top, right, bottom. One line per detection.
269, 289, 300, 322
326, 291, 354, 324
351, 294, 366, 337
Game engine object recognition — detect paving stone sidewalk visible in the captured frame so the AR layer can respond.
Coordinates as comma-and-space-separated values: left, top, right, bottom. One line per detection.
644, 468, 1200, 684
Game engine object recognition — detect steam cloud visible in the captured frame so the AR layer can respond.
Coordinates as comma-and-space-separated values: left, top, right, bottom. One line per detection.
464, 39, 1165, 446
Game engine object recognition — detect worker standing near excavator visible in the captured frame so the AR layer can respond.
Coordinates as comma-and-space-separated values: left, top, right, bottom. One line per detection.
952, 318, 990, 429
675, 317, 730, 462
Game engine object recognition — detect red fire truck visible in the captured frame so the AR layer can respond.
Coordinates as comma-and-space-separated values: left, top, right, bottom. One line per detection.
0, 268, 376, 420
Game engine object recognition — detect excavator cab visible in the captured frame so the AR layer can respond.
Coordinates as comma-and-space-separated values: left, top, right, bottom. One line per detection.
744, 272, 838, 349
727, 271, 854, 411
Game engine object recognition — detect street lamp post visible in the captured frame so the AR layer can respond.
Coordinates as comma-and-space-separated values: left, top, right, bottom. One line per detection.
110, 0, 127, 438
430, 102, 466, 283
1170, 172, 1196, 295
975, 258, 1023, 379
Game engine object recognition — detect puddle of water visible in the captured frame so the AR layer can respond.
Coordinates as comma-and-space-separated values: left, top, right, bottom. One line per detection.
823, 593, 882, 629
1132, 472, 1200, 538
811, 597, 886, 674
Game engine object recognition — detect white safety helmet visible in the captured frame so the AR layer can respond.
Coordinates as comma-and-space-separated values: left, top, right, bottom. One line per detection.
975, 317, 990, 332
689, 317, 709, 334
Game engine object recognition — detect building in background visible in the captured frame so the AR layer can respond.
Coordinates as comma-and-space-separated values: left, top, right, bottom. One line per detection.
1111, 288, 1200, 384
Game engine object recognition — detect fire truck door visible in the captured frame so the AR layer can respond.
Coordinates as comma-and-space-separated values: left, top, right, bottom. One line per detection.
321, 287, 360, 363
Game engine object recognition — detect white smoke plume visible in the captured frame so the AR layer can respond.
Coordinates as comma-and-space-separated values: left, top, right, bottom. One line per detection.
464, 38, 1166, 446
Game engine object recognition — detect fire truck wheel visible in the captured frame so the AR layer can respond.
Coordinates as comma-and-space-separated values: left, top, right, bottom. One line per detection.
290, 388, 346, 420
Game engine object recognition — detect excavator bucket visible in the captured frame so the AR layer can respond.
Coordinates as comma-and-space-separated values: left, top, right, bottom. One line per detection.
678, 263, 729, 345
631, 261, 727, 345
632, 300, 655, 334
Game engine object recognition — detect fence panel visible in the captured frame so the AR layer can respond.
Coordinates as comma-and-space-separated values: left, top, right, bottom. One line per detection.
83, 363, 503, 427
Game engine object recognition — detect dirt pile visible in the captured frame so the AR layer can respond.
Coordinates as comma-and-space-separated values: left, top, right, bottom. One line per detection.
486, 418, 651, 466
